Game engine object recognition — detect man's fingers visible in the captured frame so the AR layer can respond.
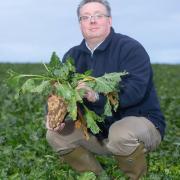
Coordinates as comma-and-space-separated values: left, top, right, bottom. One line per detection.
76, 81, 97, 102
54, 122, 65, 131
84, 91, 97, 102
76, 83, 87, 90
46, 115, 65, 132
76, 81, 91, 91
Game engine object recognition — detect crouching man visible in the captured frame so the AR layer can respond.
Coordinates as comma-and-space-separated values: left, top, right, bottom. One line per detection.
46, 0, 166, 179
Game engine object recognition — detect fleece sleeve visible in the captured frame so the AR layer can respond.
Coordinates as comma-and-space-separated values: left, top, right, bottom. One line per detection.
119, 44, 152, 108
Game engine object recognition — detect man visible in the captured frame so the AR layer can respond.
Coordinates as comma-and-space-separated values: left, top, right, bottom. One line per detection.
46, 0, 166, 179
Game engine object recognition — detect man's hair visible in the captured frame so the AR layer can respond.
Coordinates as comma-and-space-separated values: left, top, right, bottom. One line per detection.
77, 0, 111, 18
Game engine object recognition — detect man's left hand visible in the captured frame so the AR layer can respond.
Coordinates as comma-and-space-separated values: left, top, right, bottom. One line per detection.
76, 81, 99, 102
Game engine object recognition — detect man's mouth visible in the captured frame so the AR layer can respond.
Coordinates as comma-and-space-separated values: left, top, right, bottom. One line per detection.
89, 26, 99, 30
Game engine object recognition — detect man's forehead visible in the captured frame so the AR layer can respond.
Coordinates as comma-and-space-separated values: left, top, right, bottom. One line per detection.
80, 2, 106, 14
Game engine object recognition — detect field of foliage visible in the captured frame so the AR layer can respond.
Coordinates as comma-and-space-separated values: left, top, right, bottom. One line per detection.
0, 63, 180, 179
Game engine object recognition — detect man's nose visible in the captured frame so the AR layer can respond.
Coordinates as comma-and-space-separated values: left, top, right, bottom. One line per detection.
90, 16, 96, 23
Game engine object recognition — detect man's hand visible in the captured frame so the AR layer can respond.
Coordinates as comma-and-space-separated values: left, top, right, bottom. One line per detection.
46, 115, 65, 132
76, 81, 99, 102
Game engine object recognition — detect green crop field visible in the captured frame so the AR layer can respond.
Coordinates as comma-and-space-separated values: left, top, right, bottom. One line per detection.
0, 63, 180, 179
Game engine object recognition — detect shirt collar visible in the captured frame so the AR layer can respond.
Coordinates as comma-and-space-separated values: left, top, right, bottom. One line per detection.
85, 40, 104, 55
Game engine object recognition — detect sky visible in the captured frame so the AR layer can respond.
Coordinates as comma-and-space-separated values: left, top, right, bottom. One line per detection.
0, 0, 180, 64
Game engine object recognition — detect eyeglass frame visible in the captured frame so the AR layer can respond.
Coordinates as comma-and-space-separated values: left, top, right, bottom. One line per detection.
79, 13, 110, 22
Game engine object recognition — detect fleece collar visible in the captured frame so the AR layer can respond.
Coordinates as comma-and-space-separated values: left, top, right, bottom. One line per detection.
78, 27, 115, 54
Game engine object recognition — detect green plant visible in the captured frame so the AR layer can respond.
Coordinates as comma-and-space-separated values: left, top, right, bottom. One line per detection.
7, 52, 128, 137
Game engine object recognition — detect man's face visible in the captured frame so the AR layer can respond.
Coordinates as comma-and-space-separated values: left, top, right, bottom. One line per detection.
79, 2, 112, 42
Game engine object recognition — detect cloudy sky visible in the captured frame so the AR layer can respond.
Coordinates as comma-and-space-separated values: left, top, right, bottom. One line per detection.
0, 0, 180, 64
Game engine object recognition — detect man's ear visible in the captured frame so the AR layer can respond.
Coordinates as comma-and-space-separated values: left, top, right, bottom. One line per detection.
109, 17, 112, 27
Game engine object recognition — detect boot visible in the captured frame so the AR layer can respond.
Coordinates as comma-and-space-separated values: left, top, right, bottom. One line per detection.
116, 143, 147, 180
61, 146, 103, 175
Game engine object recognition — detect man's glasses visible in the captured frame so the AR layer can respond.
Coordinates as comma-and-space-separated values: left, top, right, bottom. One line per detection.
79, 14, 110, 22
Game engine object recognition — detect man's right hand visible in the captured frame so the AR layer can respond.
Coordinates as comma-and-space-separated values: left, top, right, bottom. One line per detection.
46, 115, 65, 132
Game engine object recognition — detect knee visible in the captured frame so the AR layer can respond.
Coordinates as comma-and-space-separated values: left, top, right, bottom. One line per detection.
107, 123, 137, 156
108, 123, 134, 145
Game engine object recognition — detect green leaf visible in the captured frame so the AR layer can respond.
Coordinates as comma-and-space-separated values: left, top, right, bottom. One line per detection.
7, 69, 22, 87
53, 57, 75, 81
83, 69, 92, 76
49, 51, 62, 70
104, 99, 112, 117
55, 83, 73, 101
21, 79, 36, 93
83, 106, 103, 134
65, 56, 75, 73
78, 172, 96, 180
67, 96, 77, 120
89, 72, 128, 93
31, 81, 50, 93
56, 83, 79, 120
21, 80, 50, 94
74, 89, 83, 103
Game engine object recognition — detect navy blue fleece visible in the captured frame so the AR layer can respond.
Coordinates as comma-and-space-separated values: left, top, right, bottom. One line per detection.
62, 28, 166, 139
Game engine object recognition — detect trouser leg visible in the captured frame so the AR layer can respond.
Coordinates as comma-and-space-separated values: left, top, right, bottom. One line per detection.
46, 120, 110, 155
106, 116, 161, 179
46, 120, 110, 175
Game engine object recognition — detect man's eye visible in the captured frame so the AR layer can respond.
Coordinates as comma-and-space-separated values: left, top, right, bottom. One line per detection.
96, 15, 103, 18
82, 16, 89, 20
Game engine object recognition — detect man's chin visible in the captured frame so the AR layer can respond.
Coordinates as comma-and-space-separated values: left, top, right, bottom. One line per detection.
86, 36, 99, 41
87, 33, 101, 39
